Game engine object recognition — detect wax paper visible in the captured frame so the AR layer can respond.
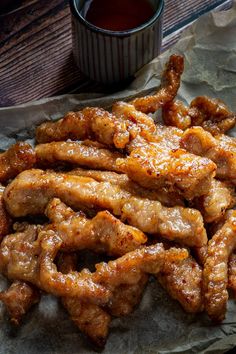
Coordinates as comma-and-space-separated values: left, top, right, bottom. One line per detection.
0, 2, 236, 354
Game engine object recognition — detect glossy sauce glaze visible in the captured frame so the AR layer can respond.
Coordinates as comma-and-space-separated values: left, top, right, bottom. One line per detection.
82, 0, 155, 31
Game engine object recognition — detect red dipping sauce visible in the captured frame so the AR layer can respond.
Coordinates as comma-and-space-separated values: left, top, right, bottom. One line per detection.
83, 0, 155, 31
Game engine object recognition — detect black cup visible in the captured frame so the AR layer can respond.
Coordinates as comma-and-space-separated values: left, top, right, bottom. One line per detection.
70, 0, 164, 85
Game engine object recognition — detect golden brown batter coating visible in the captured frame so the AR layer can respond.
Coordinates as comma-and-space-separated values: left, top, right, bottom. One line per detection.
203, 210, 236, 322
0, 225, 110, 305
4, 169, 207, 246
228, 253, 236, 296
0, 142, 36, 183
38, 230, 111, 303
118, 136, 216, 200
45, 198, 147, 255
163, 100, 192, 130
163, 97, 236, 135
92, 244, 188, 289
0, 186, 12, 240
122, 197, 207, 247
112, 101, 157, 138
36, 108, 130, 149
35, 141, 123, 172
157, 255, 203, 313
108, 274, 148, 317
130, 54, 184, 113
190, 96, 236, 135
191, 179, 236, 223
68, 168, 185, 207
0, 281, 40, 325
180, 127, 236, 183
0, 224, 40, 284
58, 253, 111, 348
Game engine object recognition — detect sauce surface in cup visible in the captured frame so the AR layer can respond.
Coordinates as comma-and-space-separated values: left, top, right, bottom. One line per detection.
82, 0, 155, 31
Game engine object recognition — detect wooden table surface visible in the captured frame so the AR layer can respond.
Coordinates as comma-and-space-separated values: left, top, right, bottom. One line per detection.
0, 0, 233, 107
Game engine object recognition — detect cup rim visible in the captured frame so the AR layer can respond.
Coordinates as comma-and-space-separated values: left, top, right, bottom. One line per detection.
69, 0, 164, 37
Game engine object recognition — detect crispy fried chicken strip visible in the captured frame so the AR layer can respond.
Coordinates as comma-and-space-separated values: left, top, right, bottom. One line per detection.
0, 281, 40, 325
92, 244, 188, 289
39, 233, 187, 314
190, 97, 236, 135
157, 255, 203, 313
203, 210, 236, 322
180, 127, 236, 184
0, 185, 11, 240
228, 253, 236, 297
112, 101, 157, 139
0, 224, 39, 283
118, 136, 216, 199
38, 230, 110, 303
35, 56, 183, 145
108, 274, 148, 317
58, 253, 111, 348
191, 179, 236, 223
45, 198, 147, 255
0, 142, 36, 183
0, 225, 110, 305
47, 199, 149, 316
130, 54, 184, 113
162, 100, 192, 130
4, 169, 207, 246
69, 168, 184, 207
35, 141, 123, 172
163, 97, 236, 135
122, 197, 207, 247
58, 252, 148, 345
36, 108, 131, 149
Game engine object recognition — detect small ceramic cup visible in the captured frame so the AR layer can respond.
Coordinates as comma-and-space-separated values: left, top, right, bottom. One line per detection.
70, 0, 164, 85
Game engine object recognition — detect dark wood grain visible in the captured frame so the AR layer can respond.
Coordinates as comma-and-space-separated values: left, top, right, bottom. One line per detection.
0, 0, 233, 107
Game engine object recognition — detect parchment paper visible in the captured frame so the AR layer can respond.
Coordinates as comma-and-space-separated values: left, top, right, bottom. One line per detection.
0, 2, 236, 354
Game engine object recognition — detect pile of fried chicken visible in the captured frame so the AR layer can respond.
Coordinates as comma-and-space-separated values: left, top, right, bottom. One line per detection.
0, 54, 236, 348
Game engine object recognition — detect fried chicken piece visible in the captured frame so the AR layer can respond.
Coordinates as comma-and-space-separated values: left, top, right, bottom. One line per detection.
190, 179, 236, 223
48, 199, 149, 315
0, 142, 36, 183
92, 244, 188, 289
162, 100, 192, 130
190, 96, 236, 135
228, 253, 236, 297
163, 97, 236, 135
4, 169, 207, 246
112, 101, 157, 137
180, 127, 236, 183
0, 224, 40, 283
58, 253, 111, 348
130, 54, 184, 113
58, 255, 148, 345
35, 57, 183, 147
36, 108, 131, 149
203, 210, 236, 322
38, 230, 110, 303
0, 225, 110, 305
0, 281, 40, 325
35, 141, 123, 172
45, 198, 147, 255
0, 185, 11, 240
118, 135, 216, 199
39, 231, 187, 304
108, 274, 148, 317
157, 255, 203, 313
69, 168, 185, 207
122, 197, 207, 247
